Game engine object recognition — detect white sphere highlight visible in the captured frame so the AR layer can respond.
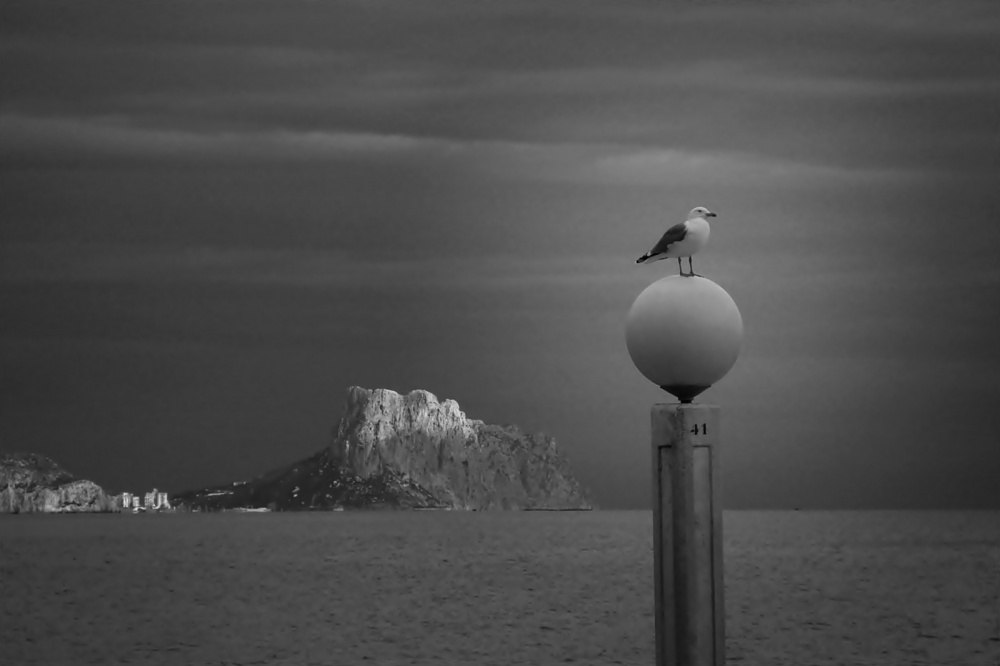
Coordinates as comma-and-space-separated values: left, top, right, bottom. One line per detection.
626, 276, 743, 401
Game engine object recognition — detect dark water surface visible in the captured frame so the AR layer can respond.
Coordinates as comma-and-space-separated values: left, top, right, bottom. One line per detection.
1, 510, 997, 665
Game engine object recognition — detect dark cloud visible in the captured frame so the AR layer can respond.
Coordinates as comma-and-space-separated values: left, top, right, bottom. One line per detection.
3, 1, 998, 174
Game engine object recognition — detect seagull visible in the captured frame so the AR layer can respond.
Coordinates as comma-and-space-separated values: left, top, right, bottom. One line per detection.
636, 206, 717, 277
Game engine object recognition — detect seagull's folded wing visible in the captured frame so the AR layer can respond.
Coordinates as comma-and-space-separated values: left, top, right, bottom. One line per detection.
647, 222, 688, 255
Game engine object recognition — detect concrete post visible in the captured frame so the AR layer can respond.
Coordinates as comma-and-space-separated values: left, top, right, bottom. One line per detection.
651, 403, 724, 666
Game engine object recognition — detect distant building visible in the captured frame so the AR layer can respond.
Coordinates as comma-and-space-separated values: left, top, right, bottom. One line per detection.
119, 492, 144, 511
154, 489, 170, 510
119, 489, 170, 512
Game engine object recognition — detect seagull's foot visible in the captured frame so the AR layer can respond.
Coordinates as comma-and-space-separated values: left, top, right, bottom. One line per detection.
689, 272, 703, 278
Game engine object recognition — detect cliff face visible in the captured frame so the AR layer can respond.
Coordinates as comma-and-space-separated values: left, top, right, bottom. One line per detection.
0, 452, 117, 514
330, 387, 592, 510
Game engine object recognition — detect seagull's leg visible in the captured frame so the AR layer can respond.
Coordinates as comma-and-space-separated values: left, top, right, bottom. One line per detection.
677, 258, 685, 276
688, 257, 702, 278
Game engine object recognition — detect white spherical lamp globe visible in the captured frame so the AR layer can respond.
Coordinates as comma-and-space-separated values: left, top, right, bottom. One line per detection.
626, 276, 743, 402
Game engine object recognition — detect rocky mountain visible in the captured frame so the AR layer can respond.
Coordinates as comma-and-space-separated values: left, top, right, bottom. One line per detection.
0, 452, 118, 513
174, 387, 593, 511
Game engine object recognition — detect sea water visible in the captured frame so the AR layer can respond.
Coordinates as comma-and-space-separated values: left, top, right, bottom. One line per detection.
1, 511, 997, 666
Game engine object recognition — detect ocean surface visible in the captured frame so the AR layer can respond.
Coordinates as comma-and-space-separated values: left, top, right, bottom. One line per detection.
0, 510, 997, 666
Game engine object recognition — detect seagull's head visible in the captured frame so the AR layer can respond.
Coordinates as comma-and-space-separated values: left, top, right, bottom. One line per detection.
688, 206, 717, 220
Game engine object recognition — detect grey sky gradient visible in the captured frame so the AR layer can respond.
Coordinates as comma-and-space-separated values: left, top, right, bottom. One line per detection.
2, 0, 999, 508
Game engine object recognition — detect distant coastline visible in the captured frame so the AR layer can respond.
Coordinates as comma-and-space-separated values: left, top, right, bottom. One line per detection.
3, 387, 593, 515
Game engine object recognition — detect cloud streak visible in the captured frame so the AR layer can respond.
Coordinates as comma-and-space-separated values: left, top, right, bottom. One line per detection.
0, 241, 638, 291
1, 112, 937, 185
3, 1, 998, 176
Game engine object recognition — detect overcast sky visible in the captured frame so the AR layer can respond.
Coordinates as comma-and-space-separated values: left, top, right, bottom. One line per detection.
2, 0, 999, 509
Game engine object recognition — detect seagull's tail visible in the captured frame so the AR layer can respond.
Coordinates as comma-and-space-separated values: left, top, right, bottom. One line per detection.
636, 253, 651, 264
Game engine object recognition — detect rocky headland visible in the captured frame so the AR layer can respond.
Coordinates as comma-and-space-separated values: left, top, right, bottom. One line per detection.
174, 387, 593, 511
0, 452, 118, 513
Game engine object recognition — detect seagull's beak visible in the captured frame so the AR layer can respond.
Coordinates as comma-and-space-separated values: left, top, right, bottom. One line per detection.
706, 211, 717, 218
